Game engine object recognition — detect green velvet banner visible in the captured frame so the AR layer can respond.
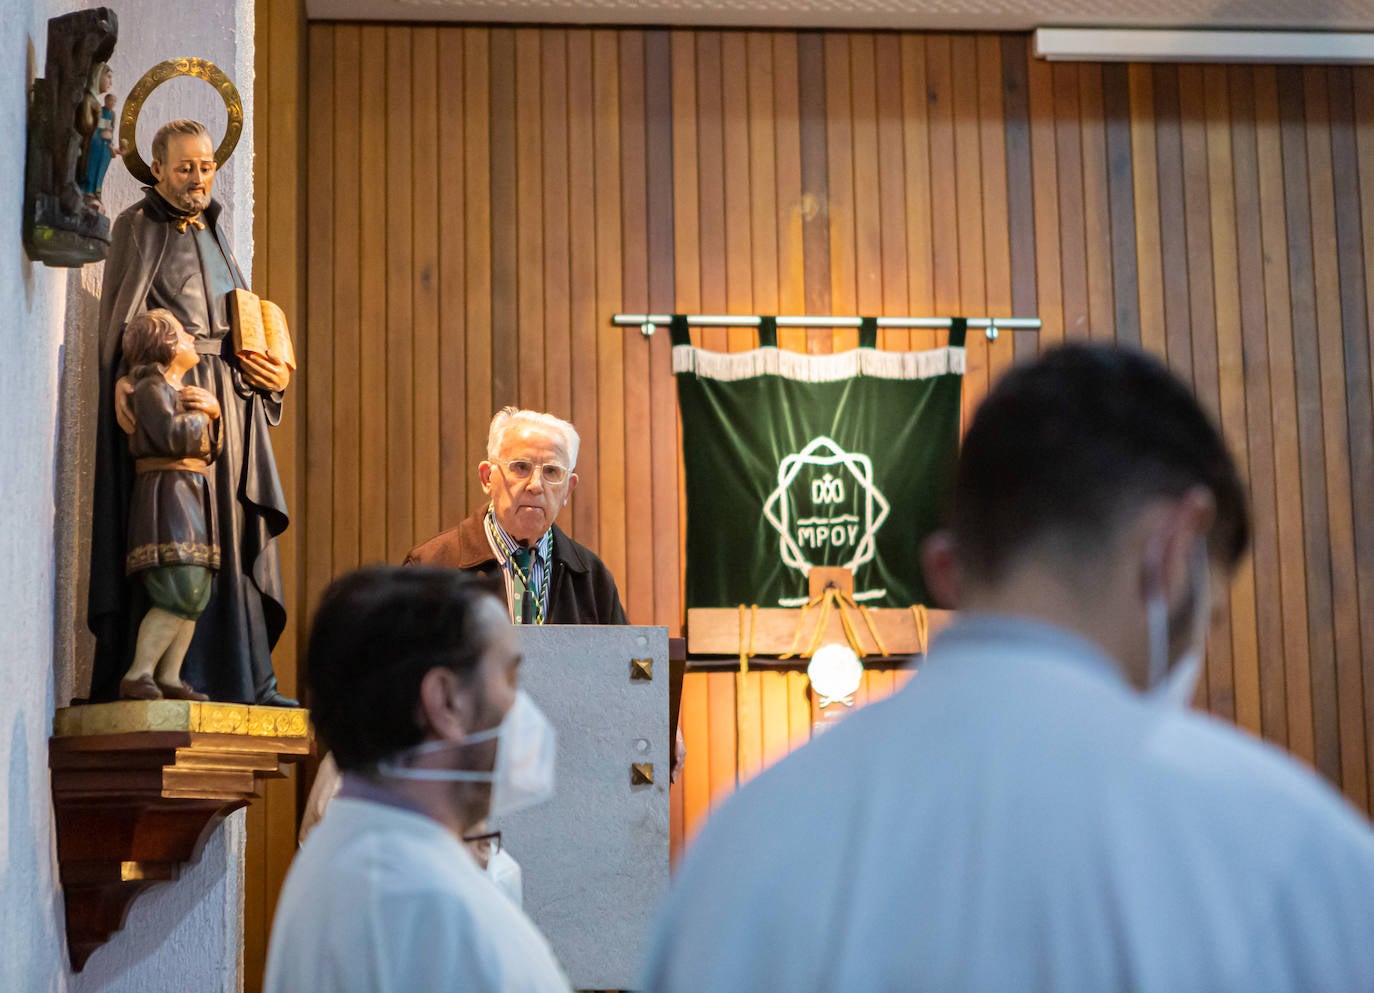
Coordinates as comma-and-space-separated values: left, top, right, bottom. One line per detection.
673, 319, 965, 609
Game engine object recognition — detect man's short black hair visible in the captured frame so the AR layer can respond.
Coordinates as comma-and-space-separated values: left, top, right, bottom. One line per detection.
950, 344, 1250, 586
305, 566, 501, 771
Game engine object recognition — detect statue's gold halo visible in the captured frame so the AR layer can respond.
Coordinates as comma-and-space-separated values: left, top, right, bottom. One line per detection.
119, 57, 243, 187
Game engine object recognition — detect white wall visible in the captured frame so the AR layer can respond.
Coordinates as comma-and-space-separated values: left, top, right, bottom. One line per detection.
0, 2, 254, 991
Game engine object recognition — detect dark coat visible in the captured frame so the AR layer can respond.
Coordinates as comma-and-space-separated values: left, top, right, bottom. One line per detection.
404, 509, 628, 626
87, 190, 289, 704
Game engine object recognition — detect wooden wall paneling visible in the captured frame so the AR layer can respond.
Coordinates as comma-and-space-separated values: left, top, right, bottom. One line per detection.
1230, 66, 1290, 748
1128, 65, 1165, 358
1346, 67, 1374, 807
669, 29, 713, 847
1152, 66, 1195, 384
1177, 64, 1225, 715
1025, 46, 1063, 347
1202, 64, 1263, 736
695, 32, 727, 355
797, 33, 831, 338
303, 24, 335, 632
748, 32, 794, 774
951, 35, 988, 426
690, 31, 739, 811
246, 12, 272, 987
542, 32, 573, 425
594, 30, 629, 591
747, 33, 781, 320
1000, 36, 1039, 362
1052, 64, 1089, 342
976, 36, 1013, 387
824, 34, 858, 352
248, 8, 312, 984
435, 29, 467, 529
773, 34, 806, 351
926, 37, 960, 335
720, 32, 764, 784
567, 30, 600, 545
1079, 64, 1114, 346
1255, 66, 1316, 765
384, 27, 415, 561
721, 33, 754, 352
332, 26, 363, 571
849, 34, 883, 320
644, 29, 680, 632
411, 28, 441, 544
1278, 66, 1341, 782
620, 31, 654, 624
463, 30, 494, 522
357, 27, 389, 565
1324, 67, 1368, 813
874, 35, 908, 351
516, 30, 547, 413
489, 29, 519, 409
1101, 64, 1140, 347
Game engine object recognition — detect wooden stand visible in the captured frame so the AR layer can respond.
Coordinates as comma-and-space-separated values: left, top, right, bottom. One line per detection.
49, 701, 310, 970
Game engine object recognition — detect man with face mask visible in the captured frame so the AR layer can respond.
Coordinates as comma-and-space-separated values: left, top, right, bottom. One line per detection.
265, 566, 568, 993
641, 344, 1374, 993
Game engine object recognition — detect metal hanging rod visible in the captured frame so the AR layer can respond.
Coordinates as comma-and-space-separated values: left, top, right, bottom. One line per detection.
612, 313, 1042, 341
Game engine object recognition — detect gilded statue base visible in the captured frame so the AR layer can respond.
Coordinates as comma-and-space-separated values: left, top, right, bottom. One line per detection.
50, 700, 311, 970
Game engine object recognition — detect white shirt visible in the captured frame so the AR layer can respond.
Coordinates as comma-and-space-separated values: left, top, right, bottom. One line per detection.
266, 796, 569, 993
640, 616, 1374, 993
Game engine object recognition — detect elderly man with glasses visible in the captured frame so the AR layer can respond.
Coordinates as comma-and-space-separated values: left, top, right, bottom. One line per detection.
405, 406, 627, 626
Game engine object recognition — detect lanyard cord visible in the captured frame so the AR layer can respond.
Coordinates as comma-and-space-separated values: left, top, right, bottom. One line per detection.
485, 510, 548, 624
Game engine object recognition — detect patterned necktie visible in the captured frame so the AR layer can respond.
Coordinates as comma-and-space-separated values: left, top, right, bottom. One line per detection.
510, 545, 534, 624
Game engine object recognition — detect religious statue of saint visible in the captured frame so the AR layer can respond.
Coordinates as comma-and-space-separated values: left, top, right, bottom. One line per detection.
88, 117, 296, 706
76, 62, 124, 206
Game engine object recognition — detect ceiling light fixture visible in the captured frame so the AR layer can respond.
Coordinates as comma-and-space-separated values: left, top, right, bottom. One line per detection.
1033, 28, 1374, 65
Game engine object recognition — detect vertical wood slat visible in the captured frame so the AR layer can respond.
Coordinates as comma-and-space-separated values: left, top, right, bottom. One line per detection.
280, 30, 1374, 897
385, 27, 415, 561
357, 26, 389, 565
412, 29, 441, 545
464, 30, 493, 522
620, 31, 654, 625
435, 29, 467, 528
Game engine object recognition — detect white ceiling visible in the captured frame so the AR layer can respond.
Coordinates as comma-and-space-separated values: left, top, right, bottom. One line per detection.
306, 0, 1374, 33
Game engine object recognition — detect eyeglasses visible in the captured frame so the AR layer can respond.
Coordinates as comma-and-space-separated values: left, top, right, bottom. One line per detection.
492, 458, 571, 485
462, 829, 502, 857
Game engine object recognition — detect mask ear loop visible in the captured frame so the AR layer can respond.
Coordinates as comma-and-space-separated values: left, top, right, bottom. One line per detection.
1143, 529, 1171, 691
376, 723, 503, 781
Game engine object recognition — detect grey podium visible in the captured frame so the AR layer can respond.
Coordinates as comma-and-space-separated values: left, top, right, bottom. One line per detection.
498, 625, 672, 990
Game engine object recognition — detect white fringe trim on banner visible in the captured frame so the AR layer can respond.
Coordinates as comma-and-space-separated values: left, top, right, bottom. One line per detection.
671, 344, 966, 382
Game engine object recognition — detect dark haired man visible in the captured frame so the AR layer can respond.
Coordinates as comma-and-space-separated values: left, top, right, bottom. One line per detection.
89, 119, 295, 706
641, 344, 1374, 993
265, 566, 568, 993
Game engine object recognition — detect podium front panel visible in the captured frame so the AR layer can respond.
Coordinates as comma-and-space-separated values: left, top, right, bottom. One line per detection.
498, 624, 670, 990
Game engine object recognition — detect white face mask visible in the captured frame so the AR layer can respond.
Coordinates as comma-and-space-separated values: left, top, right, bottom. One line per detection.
377, 689, 557, 817
488, 847, 524, 908
1146, 539, 1211, 708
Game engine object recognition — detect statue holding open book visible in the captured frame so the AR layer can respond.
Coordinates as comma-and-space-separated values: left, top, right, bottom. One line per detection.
88, 117, 299, 707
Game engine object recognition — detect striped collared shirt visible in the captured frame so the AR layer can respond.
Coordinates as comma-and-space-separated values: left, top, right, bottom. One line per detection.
484, 507, 554, 623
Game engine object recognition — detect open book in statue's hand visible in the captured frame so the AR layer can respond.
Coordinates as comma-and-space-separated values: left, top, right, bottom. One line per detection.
227, 288, 297, 373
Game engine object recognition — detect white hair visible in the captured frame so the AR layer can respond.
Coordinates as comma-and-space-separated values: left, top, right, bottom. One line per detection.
486, 406, 581, 469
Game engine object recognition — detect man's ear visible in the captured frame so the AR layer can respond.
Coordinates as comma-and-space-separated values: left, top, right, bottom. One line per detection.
921, 529, 961, 609
1145, 487, 1216, 607
564, 472, 578, 504
150, 158, 164, 183
478, 460, 494, 495
416, 667, 473, 741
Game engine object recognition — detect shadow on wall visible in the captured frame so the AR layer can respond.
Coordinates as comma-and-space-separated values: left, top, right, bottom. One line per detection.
53, 271, 99, 706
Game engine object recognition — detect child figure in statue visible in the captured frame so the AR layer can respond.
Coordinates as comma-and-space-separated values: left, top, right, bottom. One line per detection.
117, 309, 223, 701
